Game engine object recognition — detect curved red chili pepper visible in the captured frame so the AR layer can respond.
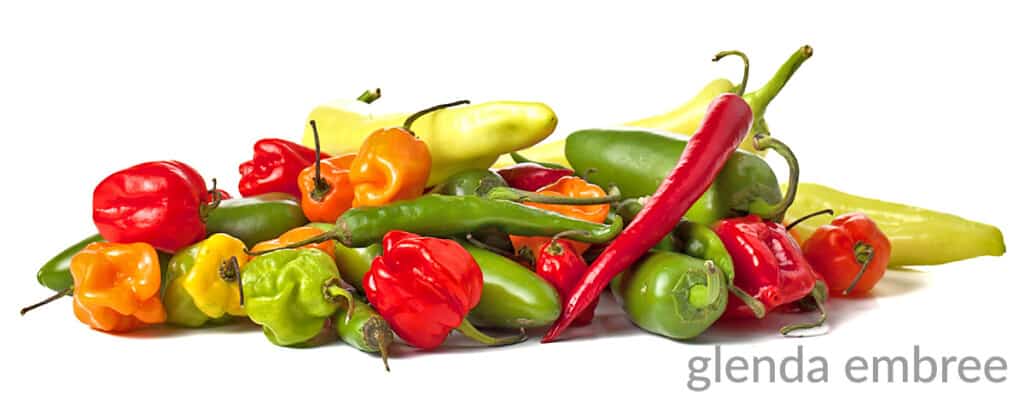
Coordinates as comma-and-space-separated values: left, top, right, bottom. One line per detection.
238, 138, 329, 198
542, 93, 753, 342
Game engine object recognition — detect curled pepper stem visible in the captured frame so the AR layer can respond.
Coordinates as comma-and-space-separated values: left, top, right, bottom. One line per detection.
746, 45, 813, 118
20, 287, 73, 315
324, 279, 356, 323
218, 256, 244, 306
403, 100, 471, 134
308, 120, 332, 202
781, 280, 829, 337
785, 209, 835, 231
843, 242, 875, 295
246, 232, 337, 255
510, 151, 568, 170
485, 185, 622, 205
456, 320, 528, 347
357, 88, 381, 104
712, 50, 750, 96
728, 285, 766, 319
199, 178, 223, 220
745, 133, 800, 222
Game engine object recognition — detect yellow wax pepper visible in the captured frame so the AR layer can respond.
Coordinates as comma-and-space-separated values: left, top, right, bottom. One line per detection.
181, 234, 250, 318
302, 90, 557, 186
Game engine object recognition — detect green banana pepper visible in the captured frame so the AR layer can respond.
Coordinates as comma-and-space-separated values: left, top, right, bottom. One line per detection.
463, 245, 561, 329
335, 299, 394, 371
242, 249, 356, 346
612, 251, 728, 340
205, 193, 309, 247
566, 128, 782, 224
36, 234, 103, 292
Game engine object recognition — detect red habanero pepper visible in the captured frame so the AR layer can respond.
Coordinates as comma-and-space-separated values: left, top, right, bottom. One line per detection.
93, 161, 221, 253
363, 231, 526, 350
497, 163, 574, 191
542, 93, 753, 342
802, 212, 891, 295
535, 236, 595, 327
239, 138, 329, 198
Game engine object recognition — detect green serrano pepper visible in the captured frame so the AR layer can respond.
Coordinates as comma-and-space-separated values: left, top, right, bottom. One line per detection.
335, 299, 394, 371
36, 234, 104, 292
205, 193, 309, 247
463, 245, 561, 329
256, 195, 624, 250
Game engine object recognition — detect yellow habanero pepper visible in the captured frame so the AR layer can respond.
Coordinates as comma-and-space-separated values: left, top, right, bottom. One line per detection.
302, 91, 557, 187
495, 45, 813, 167
182, 234, 250, 318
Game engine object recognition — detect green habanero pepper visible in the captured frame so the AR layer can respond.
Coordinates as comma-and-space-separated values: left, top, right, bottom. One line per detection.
432, 168, 508, 197
566, 128, 782, 224
612, 251, 728, 340
335, 299, 394, 371
254, 195, 624, 250
205, 193, 309, 247
462, 245, 561, 329
242, 249, 356, 346
36, 234, 104, 292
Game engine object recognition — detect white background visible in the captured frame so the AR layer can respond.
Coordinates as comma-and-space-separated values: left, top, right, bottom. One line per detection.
1, 0, 1020, 399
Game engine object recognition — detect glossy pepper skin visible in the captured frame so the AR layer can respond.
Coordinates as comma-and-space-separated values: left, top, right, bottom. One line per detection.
535, 239, 595, 327
92, 160, 216, 253
163, 236, 243, 327
180, 234, 249, 318
802, 213, 891, 295
242, 248, 354, 346
364, 231, 525, 350
544, 93, 753, 342
497, 45, 813, 167
204, 193, 309, 247
462, 245, 561, 329
298, 121, 358, 223
239, 138, 329, 198
786, 183, 1005, 267
251, 226, 336, 259
433, 168, 508, 197
510, 176, 611, 260
303, 99, 557, 186
613, 251, 728, 340
71, 242, 166, 332
335, 299, 394, 371
496, 163, 574, 191
566, 129, 781, 224
715, 215, 817, 319
37, 234, 104, 292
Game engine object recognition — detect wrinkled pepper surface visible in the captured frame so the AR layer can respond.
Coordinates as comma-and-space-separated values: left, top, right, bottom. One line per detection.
509, 176, 611, 259
71, 242, 166, 332
239, 138, 329, 198
163, 234, 248, 327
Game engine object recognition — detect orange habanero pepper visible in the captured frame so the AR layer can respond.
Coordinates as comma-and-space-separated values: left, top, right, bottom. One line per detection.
348, 101, 468, 207
297, 120, 357, 223
251, 226, 336, 259
510, 176, 611, 261
71, 242, 167, 332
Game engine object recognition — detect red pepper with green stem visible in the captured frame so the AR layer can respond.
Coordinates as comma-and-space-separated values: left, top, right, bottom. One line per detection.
801, 212, 891, 295
543, 93, 754, 342
239, 138, 330, 198
535, 232, 596, 327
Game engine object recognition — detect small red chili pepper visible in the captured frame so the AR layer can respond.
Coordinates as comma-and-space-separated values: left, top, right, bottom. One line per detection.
497, 162, 574, 191
363, 231, 526, 350
543, 93, 753, 342
802, 212, 891, 295
535, 235, 595, 327
93, 160, 221, 253
238, 138, 330, 198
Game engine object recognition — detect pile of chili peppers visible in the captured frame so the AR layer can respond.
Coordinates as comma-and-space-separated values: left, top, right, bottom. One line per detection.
23, 45, 1006, 371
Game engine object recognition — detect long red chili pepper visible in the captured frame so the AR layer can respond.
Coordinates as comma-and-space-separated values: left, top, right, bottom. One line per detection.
541, 93, 753, 342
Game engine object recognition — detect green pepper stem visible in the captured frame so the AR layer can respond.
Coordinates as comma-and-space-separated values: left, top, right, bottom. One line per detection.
745, 134, 800, 222
324, 279, 356, 323
246, 231, 338, 256
843, 242, 875, 295
464, 234, 518, 260
456, 320, 528, 346
780, 280, 829, 337
199, 178, 223, 221
744, 45, 813, 119
785, 209, 835, 231
308, 120, 332, 202
485, 185, 622, 205
510, 152, 568, 170
363, 315, 393, 372
403, 100, 471, 133
357, 88, 381, 104
712, 50, 750, 96
728, 285, 766, 319
689, 261, 723, 309
20, 287, 73, 315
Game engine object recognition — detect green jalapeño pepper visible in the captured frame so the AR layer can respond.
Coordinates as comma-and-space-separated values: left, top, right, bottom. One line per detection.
36, 234, 104, 292
612, 251, 728, 340
205, 193, 309, 247
566, 128, 782, 224
462, 245, 562, 329
432, 168, 508, 197
335, 299, 394, 371
242, 249, 356, 347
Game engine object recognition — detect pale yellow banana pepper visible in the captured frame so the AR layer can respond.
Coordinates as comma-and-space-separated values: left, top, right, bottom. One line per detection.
302, 98, 557, 186
494, 45, 813, 168
786, 183, 1006, 267
182, 234, 250, 318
